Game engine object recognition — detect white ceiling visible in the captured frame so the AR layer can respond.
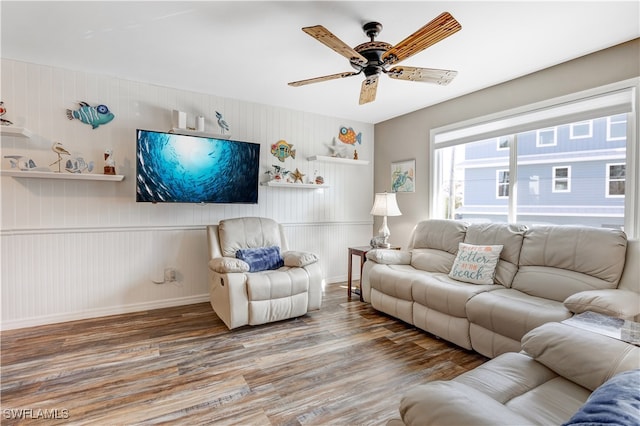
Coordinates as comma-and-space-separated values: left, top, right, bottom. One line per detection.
1, 1, 639, 124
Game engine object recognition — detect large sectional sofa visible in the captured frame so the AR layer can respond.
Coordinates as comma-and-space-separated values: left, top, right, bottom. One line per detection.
361, 219, 640, 358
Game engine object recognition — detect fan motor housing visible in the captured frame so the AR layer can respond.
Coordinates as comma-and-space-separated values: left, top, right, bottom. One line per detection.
352, 41, 392, 76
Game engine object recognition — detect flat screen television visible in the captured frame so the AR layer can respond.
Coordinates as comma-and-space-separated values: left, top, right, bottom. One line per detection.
136, 129, 260, 204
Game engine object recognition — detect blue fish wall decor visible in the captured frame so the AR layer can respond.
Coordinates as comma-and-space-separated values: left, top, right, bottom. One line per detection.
66, 101, 114, 129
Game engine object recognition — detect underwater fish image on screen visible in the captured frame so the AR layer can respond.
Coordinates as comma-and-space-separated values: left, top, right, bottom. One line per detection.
136, 130, 260, 204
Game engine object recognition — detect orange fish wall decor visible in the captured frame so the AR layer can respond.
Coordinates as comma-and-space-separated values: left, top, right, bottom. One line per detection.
338, 126, 362, 145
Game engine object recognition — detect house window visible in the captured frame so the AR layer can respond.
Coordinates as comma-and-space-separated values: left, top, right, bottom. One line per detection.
570, 121, 592, 139
497, 170, 509, 198
432, 83, 635, 234
606, 163, 625, 197
497, 137, 509, 150
552, 166, 571, 192
607, 114, 626, 141
536, 128, 557, 147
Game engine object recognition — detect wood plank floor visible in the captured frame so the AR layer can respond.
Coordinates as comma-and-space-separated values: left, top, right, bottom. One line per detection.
1, 282, 487, 425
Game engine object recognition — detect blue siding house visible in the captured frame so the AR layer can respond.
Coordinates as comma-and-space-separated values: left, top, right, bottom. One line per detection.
455, 114, 626, 229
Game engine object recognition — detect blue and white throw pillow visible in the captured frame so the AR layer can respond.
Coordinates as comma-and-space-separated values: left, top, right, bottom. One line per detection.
236, 246, 284, 272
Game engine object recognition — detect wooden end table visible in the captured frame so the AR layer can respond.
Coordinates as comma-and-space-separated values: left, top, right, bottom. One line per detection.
347, 245, 400, 302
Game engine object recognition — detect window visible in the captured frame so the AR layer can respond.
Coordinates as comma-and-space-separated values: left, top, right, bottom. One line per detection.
497, 137, 509, 150
570, 121, 592, 139
497, 170, 509, 198
431, 81, 636, 234
606, 163, 625, 197
536, 128, 557, 147
607, 114, 626, 141
552, 166, 571, 192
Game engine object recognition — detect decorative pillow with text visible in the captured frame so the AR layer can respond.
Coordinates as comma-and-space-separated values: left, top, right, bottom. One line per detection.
448, 243, 503, 285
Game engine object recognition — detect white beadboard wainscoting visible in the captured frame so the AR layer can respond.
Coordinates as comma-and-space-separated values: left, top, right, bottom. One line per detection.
0, 222, 372, 330
0, 58, 376, 329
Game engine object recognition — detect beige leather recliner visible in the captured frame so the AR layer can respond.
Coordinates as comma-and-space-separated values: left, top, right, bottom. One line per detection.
206, 217, 323, 329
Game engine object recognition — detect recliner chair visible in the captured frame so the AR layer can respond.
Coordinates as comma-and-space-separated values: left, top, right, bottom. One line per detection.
206, 217, 323, 329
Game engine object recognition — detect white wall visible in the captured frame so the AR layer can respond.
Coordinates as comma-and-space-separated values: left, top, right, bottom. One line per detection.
374, 39, 640, 248
0, 59, 374, 329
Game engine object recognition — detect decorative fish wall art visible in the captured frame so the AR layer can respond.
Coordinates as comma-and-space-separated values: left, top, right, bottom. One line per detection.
338, 126, 362, 145
0, 101, 13, 126
66, 101, 114, 129
271, 140, 296, 162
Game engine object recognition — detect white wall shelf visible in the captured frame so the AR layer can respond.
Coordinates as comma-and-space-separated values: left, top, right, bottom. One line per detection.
1, 126, 33, 138
307, 155, 369, 165
1, 170, 125, 181
169, 128, 230, 139
262, 180, 328, 189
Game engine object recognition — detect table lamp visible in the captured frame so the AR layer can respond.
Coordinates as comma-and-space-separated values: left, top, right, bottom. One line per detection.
370, 192, 402, 248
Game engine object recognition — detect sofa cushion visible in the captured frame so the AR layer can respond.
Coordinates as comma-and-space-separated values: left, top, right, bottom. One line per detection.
521, 322, 640, 391
449, 243, 503, 284
513, 225, 627, 301
412, 272, 501, 318
466, 288, 571, 342
410, 219, 468, 252
236, 246, 284, 272
219, 217, 283, 257
465, 223, 526, 287
564, 289, 640, 319
562, 369, 640, 426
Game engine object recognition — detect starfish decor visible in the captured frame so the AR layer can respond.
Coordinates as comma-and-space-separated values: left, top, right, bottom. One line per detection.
290, 168, 305, 183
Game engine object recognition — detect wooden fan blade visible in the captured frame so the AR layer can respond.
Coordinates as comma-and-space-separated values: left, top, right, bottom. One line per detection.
382, 12, 461, 65
302, 25, 368, 66
288, 71, 360, 87
387, 66, 458, 85
359, 75, 379, 105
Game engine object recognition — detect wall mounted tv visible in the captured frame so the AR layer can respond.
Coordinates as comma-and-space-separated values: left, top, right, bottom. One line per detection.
136, 129, 260, 204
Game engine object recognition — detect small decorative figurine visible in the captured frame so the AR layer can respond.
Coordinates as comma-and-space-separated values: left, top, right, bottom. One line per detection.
0, 101, 13, 126
338, 126, 362, 145
66, 156, 94, 173
271, 140, 296, 162
50, 142, 71, 172
290, 168, 305, 183
104, 149, 116, 175
66, 101, 114, 129
216, 111, 230, 134
266, 164, 289, 181
326, 138, 347, 158
315, 175, 324, 185
353, 150, 359, 160
4, 155, 37, 170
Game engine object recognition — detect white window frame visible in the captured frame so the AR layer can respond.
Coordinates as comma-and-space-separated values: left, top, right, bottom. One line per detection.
552, 166, 571, 193
429, 78, 639, 237
570, 120, 593, 139
536, 127, 557, 147
607, 115, 627, 141
606, 162, 625, 198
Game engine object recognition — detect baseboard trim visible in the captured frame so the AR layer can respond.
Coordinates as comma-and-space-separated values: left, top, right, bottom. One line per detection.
0, 294, 210, 331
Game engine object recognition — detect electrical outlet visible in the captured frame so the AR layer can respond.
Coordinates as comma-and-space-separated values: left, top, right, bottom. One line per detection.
164, 268, 176, 282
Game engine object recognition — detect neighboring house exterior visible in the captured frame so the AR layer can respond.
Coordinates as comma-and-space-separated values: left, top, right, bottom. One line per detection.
454, 114, 627, 229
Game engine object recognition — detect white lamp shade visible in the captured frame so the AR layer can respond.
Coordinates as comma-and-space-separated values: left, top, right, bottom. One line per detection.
370, 192, 402, 217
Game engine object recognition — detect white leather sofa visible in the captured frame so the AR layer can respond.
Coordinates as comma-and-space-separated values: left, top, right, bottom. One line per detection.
361, 219, 640, 358
206, 217, 323, 329
394, 322, 640, 425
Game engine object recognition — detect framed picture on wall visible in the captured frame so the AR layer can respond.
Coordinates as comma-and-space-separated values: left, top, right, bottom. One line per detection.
391, 159, 415, 193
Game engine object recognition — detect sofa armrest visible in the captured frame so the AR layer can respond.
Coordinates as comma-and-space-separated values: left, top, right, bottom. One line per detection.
208, 257, 250, 273
399, 381, 534, 426
283, 250, 318, 267
365, 249, 412, 265
564, 289, 640, 319
521, 322, 640, 391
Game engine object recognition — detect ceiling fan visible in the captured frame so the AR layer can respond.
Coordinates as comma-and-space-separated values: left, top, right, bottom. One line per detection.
288, 12, 462, 105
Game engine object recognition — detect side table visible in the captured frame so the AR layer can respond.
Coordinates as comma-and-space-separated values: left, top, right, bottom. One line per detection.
347, 245, 400, 302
